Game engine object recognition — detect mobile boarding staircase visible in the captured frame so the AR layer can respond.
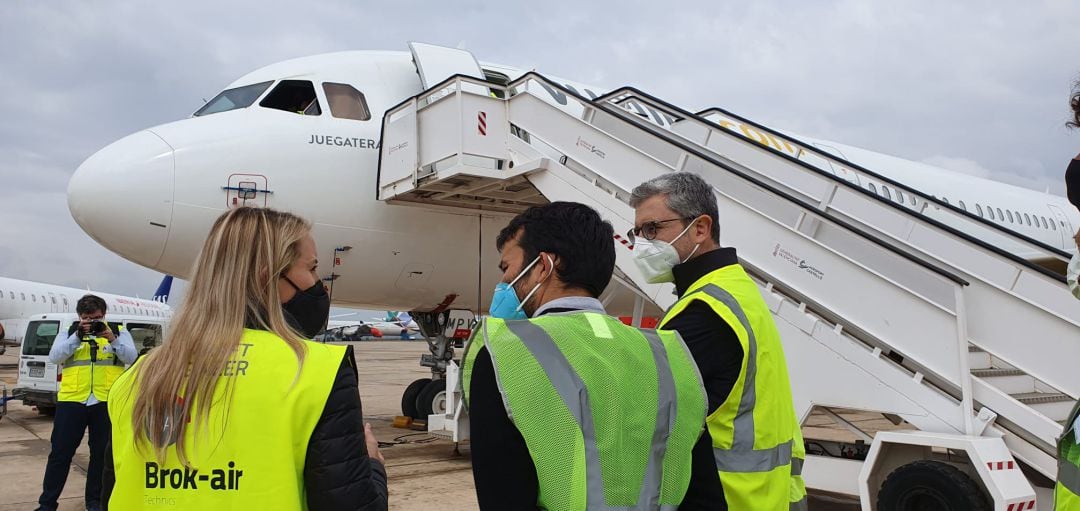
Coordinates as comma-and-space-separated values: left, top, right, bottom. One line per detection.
377, 71, 1079, 510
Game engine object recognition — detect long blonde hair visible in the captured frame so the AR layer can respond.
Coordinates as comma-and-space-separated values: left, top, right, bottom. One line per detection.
128, 207, 312, 465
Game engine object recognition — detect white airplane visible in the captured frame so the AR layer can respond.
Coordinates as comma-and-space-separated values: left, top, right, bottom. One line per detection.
326, 312, 419, 339
64, 46, 1080, 326
369, 311, 420, 337
0, 275, 172, 349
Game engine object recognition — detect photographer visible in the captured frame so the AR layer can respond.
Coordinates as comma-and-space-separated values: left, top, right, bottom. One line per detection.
37, 294, 135, 511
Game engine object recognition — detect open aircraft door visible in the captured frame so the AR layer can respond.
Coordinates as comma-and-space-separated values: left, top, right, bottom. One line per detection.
408, 42, 488, 94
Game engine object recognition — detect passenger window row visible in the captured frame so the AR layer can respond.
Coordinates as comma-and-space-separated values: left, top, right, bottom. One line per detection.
0, 289, 166, 317
865, 182, 1058, 231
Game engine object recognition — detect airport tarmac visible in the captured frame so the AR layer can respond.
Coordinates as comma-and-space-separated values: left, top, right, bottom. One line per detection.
0, 342, 862, 510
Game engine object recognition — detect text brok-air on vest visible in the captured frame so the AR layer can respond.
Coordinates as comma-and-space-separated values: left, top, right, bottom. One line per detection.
462, 312, 707, 511
1055, 400, 1080, 510
107, 329, 345, 509
660, 263, 808, 511
58, 326, 127, 403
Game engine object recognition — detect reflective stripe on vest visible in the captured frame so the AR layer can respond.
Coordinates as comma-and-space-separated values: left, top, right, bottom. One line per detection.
698, 283, 787, 472
660, 264, 806, 511
106, 329, 345, 508
64, 358, 124, 368
463, 313, 706, 511
58, 335, 125, 403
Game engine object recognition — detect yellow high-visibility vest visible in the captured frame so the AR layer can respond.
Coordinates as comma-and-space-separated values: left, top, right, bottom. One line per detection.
107, 329, 345, 509
57, 327, 126, 403
660, 264, 807, 510
462, 312, 707, 510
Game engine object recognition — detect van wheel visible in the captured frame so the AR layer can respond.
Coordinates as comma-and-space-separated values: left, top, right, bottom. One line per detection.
877, 460, 989, 511
415, 379, 447, 419
401, 378, 431, 419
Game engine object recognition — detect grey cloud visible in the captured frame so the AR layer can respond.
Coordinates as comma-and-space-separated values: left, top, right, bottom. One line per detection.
1, 0, 1078, 303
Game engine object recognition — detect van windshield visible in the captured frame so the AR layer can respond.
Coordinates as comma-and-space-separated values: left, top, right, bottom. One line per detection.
128, 322, 163, 354
22, 320, 61, 356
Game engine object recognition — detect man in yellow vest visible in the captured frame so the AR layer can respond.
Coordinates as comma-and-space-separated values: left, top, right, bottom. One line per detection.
463, 201, 708, 510
629, 172, 807, 511
38, 294, 135, 511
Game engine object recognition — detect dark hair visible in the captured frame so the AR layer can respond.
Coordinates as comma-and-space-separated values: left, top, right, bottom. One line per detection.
76, 294, 107, 316
496, 202, 616, 298
1070, 79, 1080, 130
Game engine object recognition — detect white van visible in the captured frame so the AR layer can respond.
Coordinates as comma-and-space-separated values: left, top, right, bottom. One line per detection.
14, 312, 169, 415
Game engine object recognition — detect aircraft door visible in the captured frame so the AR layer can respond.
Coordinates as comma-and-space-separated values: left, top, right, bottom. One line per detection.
408, 42, 485, 89
812, 142, 860, 187
1047, 204, 1073, 249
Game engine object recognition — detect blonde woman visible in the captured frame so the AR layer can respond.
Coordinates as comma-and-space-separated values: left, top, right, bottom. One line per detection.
101, 207, 387, 510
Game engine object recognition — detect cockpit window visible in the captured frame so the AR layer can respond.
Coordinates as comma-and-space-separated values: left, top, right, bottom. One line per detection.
260, 80, 321, 115
322, 83, 371, 121
194, 81, 273, 117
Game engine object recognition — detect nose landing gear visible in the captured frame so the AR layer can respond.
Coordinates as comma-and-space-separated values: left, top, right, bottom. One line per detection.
399, 309, 476, 422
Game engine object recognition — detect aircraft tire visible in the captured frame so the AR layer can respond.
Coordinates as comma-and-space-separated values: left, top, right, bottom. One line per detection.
401, 378, 431, 419
415, 379, 447, 419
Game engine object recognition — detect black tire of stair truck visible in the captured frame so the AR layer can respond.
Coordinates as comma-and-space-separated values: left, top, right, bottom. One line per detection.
877, 460, 990, 511
401, 378, 432, 419
415, 379, 447, 419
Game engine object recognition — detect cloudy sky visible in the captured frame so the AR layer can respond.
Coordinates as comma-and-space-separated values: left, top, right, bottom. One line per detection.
1, 1, 1078, 303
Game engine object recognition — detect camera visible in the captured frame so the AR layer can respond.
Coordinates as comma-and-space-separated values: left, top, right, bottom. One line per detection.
80, 320, 108, 340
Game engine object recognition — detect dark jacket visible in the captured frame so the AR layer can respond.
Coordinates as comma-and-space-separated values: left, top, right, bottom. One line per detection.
101, 343, 388, 511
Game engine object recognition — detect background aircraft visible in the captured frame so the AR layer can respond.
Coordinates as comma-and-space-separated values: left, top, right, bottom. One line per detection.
0, 275, 172, 351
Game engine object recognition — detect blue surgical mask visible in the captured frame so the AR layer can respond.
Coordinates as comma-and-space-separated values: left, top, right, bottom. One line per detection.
489, 254, 551, 319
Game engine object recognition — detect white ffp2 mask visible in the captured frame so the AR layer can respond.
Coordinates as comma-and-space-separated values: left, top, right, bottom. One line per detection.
631, 220, 699, 283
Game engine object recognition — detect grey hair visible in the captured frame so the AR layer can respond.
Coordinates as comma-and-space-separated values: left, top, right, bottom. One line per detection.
629, 172, 720, 242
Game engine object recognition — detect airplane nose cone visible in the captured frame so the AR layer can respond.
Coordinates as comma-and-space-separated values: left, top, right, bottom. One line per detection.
68, 130, 174, 268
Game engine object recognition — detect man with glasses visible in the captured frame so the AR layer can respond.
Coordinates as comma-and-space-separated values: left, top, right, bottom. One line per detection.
628, 172, 806, 511
37, 294, 135, 511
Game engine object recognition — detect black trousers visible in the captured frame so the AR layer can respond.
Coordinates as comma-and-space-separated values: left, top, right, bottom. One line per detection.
38, 401, 110, 510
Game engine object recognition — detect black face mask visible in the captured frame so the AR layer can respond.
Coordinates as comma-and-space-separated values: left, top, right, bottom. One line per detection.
281, 277, 330, 338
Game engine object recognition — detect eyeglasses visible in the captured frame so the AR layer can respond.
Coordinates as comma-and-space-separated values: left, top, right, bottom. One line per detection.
627, 217, 691, 243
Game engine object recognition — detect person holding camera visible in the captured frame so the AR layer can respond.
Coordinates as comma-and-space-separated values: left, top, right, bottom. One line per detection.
37, 294, 135, 511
